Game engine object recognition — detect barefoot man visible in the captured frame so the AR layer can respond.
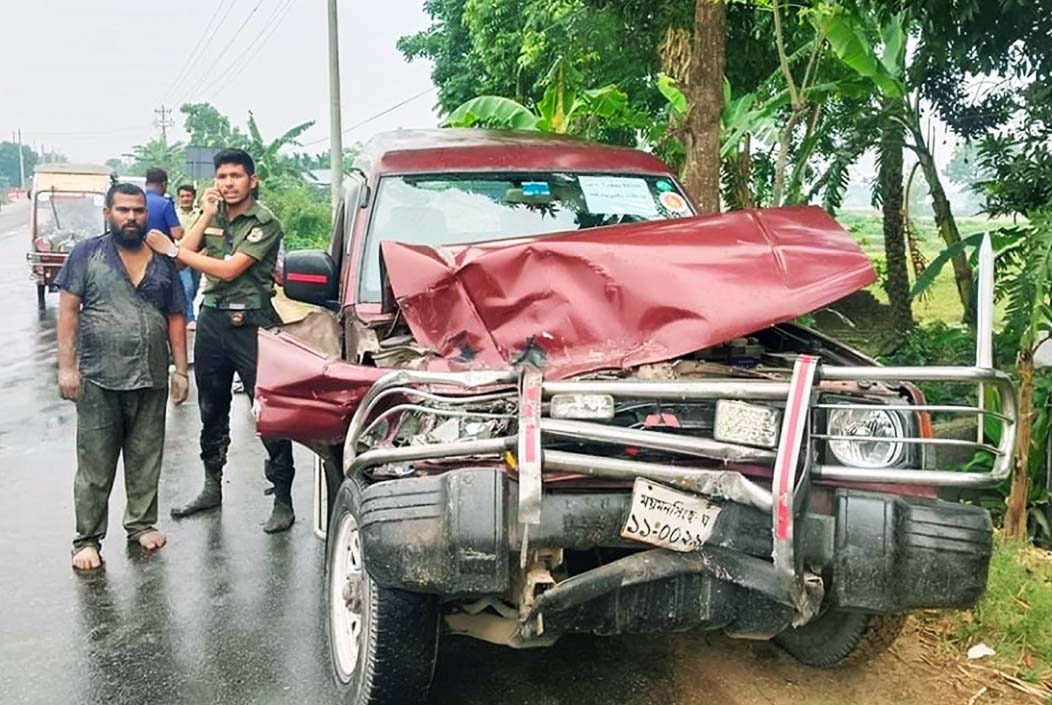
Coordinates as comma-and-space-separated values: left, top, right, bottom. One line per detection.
57, 182, 189, 571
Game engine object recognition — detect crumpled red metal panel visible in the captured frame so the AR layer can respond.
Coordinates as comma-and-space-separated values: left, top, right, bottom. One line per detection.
381, 206, 875, 380
255, 329, 387, 443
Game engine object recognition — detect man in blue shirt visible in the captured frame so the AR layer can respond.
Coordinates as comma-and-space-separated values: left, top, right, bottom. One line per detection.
145, 168, 183, 241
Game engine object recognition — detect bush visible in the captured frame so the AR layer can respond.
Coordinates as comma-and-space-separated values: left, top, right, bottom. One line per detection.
879, 322, 978, 405
880, 321, 977, 367
262, 184, 331, 251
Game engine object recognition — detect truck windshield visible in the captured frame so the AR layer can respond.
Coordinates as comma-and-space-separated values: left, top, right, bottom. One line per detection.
359, 172, 693, 302
35, 192, 105, 252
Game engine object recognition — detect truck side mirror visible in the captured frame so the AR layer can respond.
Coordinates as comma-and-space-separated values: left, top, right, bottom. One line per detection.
283, 250, 340, 311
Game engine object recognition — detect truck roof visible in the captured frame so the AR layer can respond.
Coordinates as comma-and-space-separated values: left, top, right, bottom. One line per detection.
353, 129, 674, 177
33, 163, 111, 175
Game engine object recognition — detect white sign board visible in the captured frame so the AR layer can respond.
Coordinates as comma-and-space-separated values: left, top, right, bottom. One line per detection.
578, 176, 657, 217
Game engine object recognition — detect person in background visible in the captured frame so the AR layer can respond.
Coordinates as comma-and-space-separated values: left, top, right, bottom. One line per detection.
144, 168, 183, 242
57, 183, 189, 571
176, 184, 200, 230
175, 184, 201, 329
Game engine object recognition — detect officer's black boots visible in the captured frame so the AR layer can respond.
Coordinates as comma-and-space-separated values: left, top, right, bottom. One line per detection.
170, 460, 294, 531
263, 497, 295, 534
171, 464, 223, 518
263, 482, 294, 533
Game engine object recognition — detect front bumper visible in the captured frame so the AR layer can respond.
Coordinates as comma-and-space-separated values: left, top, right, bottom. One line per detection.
328, 358, 1014, 632
26, 251, 68, 285
358, 468, 992, 638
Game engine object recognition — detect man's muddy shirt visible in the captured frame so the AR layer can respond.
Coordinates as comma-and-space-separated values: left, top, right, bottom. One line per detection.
56, 233, 185, 390
200, 200, 282, 310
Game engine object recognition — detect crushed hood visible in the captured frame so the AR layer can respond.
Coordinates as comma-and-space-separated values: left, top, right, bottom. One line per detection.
380, 205, 875, 379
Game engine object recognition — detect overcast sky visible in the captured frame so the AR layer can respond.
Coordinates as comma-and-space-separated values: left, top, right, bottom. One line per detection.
0, 0, 439, 163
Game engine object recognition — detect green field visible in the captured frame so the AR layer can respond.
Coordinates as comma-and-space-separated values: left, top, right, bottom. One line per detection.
835, 209, 1012, 326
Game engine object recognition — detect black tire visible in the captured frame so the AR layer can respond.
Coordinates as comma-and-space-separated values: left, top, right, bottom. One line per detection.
36, 283, 46, 307
774, 610, 906, 668
325, 477, 439, 705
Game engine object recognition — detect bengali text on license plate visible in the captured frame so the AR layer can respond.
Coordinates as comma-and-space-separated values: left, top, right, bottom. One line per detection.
620, 478, 722, 552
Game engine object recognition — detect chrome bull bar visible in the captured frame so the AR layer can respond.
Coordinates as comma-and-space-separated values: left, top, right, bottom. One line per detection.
330, 359, 1016, 620
339, 366, 1017, 501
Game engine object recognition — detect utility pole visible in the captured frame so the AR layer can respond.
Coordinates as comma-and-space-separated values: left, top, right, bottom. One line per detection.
326, 0, 344, 216
154, 105, 174, 146
16, 129, 25, 187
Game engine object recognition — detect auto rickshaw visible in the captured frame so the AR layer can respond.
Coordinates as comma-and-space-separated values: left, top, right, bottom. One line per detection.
26, 164, 111, 306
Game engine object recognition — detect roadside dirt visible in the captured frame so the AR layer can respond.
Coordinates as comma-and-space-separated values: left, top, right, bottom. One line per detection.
429, 618, 1043, 705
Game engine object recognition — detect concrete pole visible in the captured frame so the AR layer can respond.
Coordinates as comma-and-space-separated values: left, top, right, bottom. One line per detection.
976, 233, 995, 442
16, 129, 25, 187
326, 0, 344, 216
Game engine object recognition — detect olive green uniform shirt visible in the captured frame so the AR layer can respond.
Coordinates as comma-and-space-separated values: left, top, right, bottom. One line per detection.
201, 200, 283, 310
177, 206, 200, 231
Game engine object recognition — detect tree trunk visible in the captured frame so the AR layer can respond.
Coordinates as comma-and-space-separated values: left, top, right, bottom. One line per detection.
878, 105, 914, 330
912, 136, 973, 322
1004, 349, 1034, 539
736, 133, 754, 208
682, 0, 726, 214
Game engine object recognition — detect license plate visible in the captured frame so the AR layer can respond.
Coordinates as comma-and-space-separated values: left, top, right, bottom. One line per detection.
621, 478, 722, 552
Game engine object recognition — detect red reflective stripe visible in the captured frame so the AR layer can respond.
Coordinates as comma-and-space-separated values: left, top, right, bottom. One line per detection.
521, 373, 543, 465
774, 355, 816, 540
777, 500, 790, 540
524, 424, 538, 463
286, 272, 329, 284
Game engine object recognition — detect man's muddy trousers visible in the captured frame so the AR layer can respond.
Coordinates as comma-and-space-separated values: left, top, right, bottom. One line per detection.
194, 305, 295, 503
74, 380, 168, 550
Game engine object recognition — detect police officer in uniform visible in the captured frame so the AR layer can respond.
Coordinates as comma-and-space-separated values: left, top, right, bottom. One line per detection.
145, 149, 295, 533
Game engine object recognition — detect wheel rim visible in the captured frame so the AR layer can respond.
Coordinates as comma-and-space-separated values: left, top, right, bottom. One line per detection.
330, 511, 365, 683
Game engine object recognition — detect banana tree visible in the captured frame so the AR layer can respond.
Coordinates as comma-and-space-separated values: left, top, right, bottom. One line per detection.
1000, 214, 1052, 538
245, 112, 316, 187
441, 57, 632, 141
820, 7, 973, 321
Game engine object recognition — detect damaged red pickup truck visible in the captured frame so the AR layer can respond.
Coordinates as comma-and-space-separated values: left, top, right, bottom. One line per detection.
254, 130, 1017, 705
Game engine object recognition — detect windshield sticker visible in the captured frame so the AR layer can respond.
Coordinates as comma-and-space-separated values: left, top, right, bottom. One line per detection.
38, 192, 50, 202
93, 195, 104, 206
659, 191, 690, 215
656, 179, 674, 193
522, 181, 551, 197
578, 176, 657, 217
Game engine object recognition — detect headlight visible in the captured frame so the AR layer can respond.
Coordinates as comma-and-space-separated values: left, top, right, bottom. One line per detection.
827, 407, 906, 468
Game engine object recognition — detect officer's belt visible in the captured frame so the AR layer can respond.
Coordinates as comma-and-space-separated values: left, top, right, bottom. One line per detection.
202, 295, 258, 311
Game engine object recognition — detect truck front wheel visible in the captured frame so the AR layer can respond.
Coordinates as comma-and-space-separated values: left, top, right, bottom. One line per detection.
325, 478, 439, 705
774, 610, 906, 668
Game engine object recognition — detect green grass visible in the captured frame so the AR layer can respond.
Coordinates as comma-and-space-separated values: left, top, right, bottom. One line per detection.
936, 540, 1052, 681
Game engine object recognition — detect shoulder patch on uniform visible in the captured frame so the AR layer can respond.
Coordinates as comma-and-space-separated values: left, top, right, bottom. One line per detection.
247, 227, 264, 243
254, 203, 275, 224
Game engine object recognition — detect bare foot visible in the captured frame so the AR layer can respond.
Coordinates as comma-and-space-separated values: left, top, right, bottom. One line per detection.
137, 530, 167, 551
72, 546, 103, 571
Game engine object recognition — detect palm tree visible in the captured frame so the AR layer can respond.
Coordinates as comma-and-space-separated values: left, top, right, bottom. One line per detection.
129, 139, 186, 181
